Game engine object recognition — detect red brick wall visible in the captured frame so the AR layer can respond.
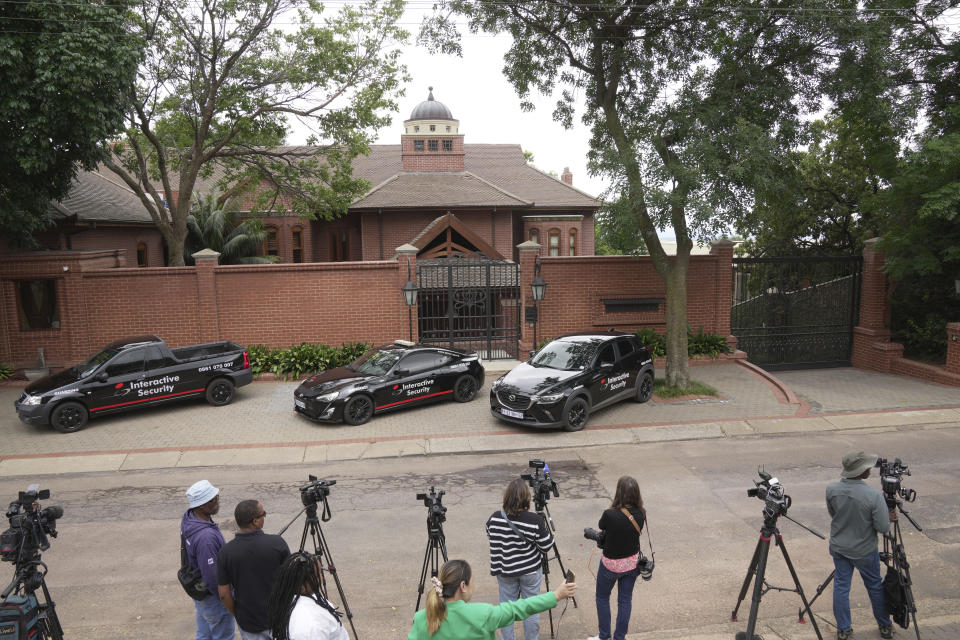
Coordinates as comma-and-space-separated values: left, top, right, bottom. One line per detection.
947, 323, 960, 375
401, 136, 465, 171
522, 219, 591, 256
68, 227, 165, 267
358, 209, 515, 261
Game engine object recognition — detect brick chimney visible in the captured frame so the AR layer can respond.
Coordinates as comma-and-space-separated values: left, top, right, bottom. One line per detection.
561, 167, 573, 186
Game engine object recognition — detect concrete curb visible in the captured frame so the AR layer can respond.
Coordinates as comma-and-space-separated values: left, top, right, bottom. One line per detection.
2, 405, 958, 477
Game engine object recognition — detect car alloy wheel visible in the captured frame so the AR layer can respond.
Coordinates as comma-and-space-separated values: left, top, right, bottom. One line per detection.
562, 396, 590, 432
453, 375, 479, 402
636, 372, 654, 403
206, 379, 235, 406
343, 395, 374, 425
51, 401, 88, 433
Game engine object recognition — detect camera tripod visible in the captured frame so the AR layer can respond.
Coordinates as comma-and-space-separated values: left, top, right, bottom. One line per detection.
801, 498, 922, 640
535, 501, 577, 640
279, 499, 359, 640
1, 558, 63, 640
730, 507, 825, 640
415, 514, 448, 610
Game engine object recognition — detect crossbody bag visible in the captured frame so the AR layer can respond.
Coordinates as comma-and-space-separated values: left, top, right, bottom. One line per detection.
177, 533, 210, 601
621, 507, 656, 579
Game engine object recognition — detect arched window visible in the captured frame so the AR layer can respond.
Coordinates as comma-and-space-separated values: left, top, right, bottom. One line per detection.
136, 242, 148, 267
548, 228, 560, 256
291, 226, 303, 263
265, 227, 279, 258
568, 229, 577, 256
529, 228, 539, 245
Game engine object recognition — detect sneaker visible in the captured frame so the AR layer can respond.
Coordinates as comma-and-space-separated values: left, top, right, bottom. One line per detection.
879, 626, 894, 639
586, 637, 601, 640
837, 630, 853, 640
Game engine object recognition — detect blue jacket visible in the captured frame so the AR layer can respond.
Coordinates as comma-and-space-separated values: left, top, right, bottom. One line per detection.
181, 509, 225, 596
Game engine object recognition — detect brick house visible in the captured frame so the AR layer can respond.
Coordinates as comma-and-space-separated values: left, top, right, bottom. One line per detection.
3, 89, 600, 265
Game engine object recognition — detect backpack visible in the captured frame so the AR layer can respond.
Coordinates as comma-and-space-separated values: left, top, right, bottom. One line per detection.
178, 532, 210, 601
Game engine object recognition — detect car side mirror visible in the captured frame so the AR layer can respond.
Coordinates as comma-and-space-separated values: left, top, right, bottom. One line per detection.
95, 372, 109, 382
394, 368, 409, 377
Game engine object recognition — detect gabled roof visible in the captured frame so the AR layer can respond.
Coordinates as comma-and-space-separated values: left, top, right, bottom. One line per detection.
49, 168, 154, 225
351, 171, 530, 209
409, 212, 505, 260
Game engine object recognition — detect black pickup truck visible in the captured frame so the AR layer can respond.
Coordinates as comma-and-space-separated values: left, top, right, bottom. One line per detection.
14, 335, 252, 433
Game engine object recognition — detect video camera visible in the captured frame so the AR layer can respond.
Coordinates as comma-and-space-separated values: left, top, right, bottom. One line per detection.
416, 486, 447, 530
299, 476, 335, 508
747, 469, 791, 521
521, 459, 559, 511
876, 457, 916, 505
1, 486, 62, 568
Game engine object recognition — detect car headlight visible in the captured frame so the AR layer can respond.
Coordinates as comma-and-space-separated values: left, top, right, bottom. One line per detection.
535, 393, 565, 404
491, 376, 505, 390
20, 394, 42, 406
316, 391, 339, 403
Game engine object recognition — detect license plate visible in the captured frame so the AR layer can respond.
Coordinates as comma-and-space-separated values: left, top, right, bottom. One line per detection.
500, 408, 524, 419
295, 399, 305, 409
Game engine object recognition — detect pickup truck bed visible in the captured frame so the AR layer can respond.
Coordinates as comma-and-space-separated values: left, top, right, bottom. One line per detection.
14, 335, 253, 433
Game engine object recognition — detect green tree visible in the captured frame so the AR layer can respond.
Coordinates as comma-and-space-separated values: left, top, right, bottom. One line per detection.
105, 0, 408, 266
422, 1, 842, 385
184, 192, 277, 265
0, 0, 140, 244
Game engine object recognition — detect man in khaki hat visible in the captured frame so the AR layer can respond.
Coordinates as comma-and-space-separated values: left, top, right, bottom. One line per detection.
826, 451, 896, 640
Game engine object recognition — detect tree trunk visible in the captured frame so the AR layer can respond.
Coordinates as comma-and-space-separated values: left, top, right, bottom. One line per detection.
663, 256, 691, 388
164, 219, 188, 267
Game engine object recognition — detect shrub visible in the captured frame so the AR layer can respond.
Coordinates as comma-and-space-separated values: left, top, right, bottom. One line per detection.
248, 342, 372, 380
633, 327, 731, 359
0, 364, 12, 381
634, 328, 666, 358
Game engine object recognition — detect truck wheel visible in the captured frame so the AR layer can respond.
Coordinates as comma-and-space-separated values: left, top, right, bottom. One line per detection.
562, 395, 590, 432
50, 401, 88, 433
453, 375, 479, 402
343, 394, 374, 425
206, 378, 235, 406
635, 371, 654, 403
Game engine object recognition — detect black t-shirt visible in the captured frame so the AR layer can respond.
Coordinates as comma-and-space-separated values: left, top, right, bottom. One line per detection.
217, 530, 290, 632
598, 507, 645, 559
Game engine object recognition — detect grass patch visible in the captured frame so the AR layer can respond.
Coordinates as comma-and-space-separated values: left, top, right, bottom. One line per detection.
653, 379, 719, 398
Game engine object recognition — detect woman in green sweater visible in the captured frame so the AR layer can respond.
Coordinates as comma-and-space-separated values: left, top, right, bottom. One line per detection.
408, 559, 577, 640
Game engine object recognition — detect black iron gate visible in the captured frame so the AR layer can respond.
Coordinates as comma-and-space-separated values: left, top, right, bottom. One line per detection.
417, 256, 521, 359
731, 256, 862, 370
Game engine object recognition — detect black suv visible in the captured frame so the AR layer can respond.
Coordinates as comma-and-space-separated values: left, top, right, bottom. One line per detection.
490, 331, 654, 431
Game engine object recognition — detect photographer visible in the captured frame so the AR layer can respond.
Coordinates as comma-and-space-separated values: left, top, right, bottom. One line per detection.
267, 551, 348, 640
826, 451, 895, 640
408, 559, 576, 640
588, 476, 646, 640
485, 478, 555, 640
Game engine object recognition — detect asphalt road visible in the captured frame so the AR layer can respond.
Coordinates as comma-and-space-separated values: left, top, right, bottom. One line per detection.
1, 425, 957, 639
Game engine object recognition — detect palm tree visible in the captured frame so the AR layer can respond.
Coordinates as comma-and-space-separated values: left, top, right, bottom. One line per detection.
184, 191, 279, 265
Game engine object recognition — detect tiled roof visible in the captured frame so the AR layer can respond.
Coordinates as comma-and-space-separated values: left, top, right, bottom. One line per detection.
350, 171, 530, 209
60, 143, 599, 223
50, 168, 154, 224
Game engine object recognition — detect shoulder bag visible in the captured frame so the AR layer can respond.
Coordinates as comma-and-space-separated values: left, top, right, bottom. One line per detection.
178, 532, 210, 601
621, 507, 656, 580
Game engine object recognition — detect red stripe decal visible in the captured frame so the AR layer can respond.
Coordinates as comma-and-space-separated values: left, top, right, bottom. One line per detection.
91, 388, 206, 412
376, 389, 452, 410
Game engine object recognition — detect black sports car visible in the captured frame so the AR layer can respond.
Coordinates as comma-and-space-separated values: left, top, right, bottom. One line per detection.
490, 331, 654, 431
294, 340, 485, 425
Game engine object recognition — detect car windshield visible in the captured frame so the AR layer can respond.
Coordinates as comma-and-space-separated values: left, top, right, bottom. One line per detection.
347, 348, 402, 376
74, 347, 120, 378
530, 340, 598, 371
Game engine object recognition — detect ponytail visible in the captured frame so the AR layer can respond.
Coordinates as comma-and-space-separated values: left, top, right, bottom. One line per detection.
425, 559, 472, 636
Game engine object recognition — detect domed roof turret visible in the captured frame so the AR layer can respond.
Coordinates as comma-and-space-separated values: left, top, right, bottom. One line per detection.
409, 87, 454, 120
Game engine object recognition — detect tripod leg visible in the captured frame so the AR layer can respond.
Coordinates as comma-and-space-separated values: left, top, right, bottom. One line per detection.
799, 570, 834, 623
731, 537, 763, 622
549, 543, 577, 608
39, 577, 64, 640
734, 535, 771, 640
416, 536, 435, 611
314, 524, 359, 640
542, 552, 555, 640
775, 535, 823, 640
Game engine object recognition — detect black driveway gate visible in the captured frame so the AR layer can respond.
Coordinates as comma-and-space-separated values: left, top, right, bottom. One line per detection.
417, 256, 521, 359
731, 256, 862, 370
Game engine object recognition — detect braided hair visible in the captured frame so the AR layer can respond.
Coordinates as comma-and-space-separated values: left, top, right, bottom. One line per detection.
425, 559, 472, 636
268, 551, 341, 640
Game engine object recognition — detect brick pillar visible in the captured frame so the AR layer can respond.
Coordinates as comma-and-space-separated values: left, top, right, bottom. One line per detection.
947, 323, 960, 374
193, 249, 221, 343
518, 240, 541, 356
851, 238, 903, 372
396, 244, 419, 342
61, 266, 90, 362
710, 239, 737, 352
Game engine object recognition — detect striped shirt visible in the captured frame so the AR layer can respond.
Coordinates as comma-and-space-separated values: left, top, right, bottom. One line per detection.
485, 510, 554, 577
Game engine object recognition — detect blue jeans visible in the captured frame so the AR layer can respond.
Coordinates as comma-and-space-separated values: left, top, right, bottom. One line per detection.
497, 569, 543, 640
239, 630, 270, 640
595, 562, 639, 640
194, 594, 235, 640
832, 549, 890, 632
